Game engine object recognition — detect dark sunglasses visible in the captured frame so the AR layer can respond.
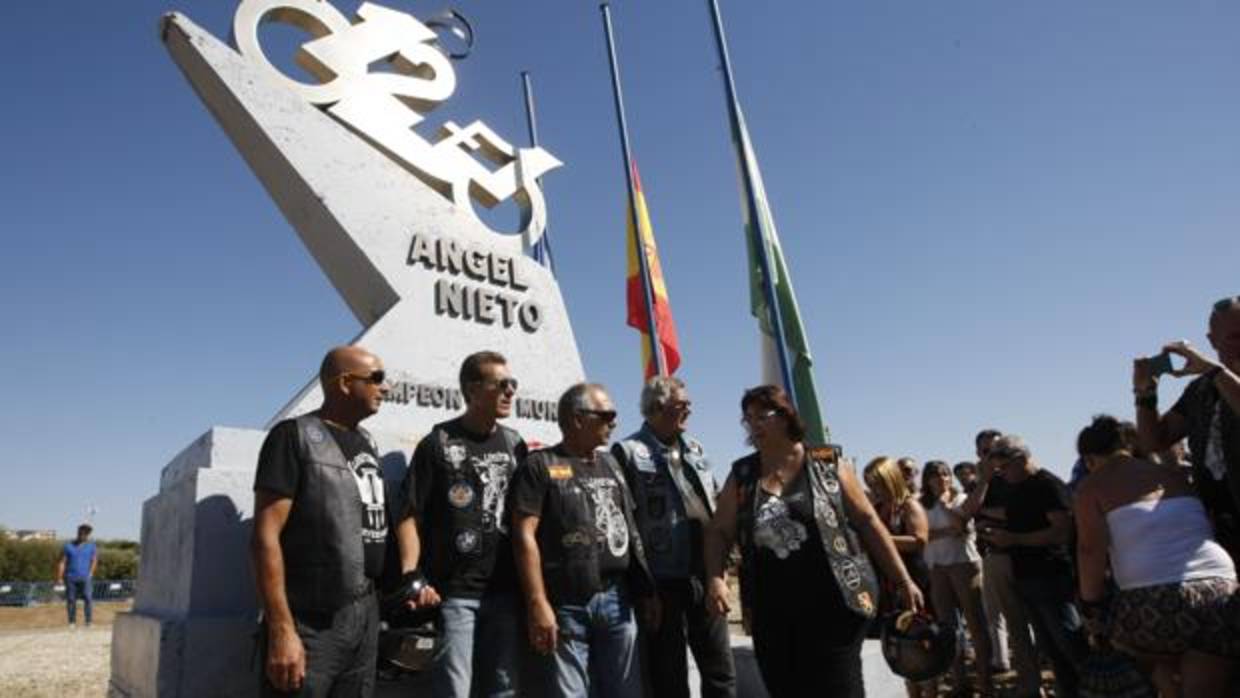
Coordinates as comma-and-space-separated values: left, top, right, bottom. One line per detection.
579, 409, 618, 424
338, 370, 386, 385
475, 377, 519, 392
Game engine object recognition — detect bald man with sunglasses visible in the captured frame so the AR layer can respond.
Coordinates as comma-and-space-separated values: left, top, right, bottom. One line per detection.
252, 345, 391, 697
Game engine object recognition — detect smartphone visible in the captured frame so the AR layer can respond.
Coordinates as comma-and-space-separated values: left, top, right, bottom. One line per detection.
1146, 352, 1185, 377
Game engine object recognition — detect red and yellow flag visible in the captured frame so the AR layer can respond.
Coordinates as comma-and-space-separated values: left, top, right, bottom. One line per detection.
625, 160, 681, 379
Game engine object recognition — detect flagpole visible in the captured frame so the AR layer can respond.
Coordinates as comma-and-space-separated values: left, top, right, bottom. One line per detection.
704, 0, 797, 402
520, 71, 555, 273
600, 3, 666, 377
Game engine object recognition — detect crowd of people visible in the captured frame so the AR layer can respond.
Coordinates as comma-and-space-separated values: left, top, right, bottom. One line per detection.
246, 295, 1240, 697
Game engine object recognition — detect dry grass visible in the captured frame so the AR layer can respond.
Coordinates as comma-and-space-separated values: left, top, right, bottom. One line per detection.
0, 602, 130, 698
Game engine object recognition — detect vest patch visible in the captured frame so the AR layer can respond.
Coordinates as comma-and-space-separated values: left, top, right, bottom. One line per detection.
548, 464, 573, 480
448, 482, 475, 508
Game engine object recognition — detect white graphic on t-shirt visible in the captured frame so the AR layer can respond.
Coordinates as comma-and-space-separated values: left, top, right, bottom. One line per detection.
474, 452, 513, 534
754, 496, 806, 559
350, 452, 388, 542
581, 478, 629, 558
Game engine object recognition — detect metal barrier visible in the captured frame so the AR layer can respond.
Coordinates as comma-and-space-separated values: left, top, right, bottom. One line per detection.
0, 579, 136, 607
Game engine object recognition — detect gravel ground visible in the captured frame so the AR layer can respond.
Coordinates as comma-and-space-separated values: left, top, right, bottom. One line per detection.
0, 625, 111, 698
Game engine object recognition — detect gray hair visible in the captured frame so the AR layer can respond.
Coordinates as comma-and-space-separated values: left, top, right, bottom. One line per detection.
989, 434, 1032, 462
639, 376, 686, 419
557, 382, 606, 429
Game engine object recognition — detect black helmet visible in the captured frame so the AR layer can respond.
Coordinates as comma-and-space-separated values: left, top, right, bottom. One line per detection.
880, 611, 958, 682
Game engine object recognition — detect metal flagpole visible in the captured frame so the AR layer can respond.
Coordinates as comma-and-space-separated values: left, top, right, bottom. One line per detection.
520, 71, 555, 274
600, 3, 666, 377
704, 0, 797, 402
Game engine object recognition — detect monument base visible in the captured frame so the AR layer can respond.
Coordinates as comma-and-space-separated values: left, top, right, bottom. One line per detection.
109, 614, 258, 698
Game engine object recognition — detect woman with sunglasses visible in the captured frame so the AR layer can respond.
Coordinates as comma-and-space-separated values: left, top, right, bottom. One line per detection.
920, 460, 993, 697
704, 385, 924, 697
863, 457, 936, 698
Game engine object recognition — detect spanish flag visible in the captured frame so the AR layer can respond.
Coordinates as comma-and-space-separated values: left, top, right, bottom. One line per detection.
625, 160, 681, 379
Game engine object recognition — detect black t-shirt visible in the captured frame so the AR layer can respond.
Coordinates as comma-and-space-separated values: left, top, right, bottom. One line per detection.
403, 418, 527, 598
255, 420, 388, 580
976, 474, 1011, 556
511, 446, 632, 576
750, 467, 848, 621
1003, 469, 1073, 578
1171, 374, 1240, 551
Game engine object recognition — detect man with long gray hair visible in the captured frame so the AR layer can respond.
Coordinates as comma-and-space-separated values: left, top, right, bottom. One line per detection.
612, 376, 735, 698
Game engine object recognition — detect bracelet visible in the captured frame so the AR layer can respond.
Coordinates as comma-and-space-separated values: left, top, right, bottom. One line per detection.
1135, 393, 1158, 411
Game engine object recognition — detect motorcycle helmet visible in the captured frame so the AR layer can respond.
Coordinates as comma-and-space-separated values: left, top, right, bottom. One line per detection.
880, 611, 958, 682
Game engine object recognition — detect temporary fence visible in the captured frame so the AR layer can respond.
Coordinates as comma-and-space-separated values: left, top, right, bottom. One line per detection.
0, 579, 136, 607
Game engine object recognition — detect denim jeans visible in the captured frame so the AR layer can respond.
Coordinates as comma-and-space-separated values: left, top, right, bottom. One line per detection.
66, 578, 92, 625
544, 582, 642, 698
431, 592, 520, 698
1014, 575, 1089, 698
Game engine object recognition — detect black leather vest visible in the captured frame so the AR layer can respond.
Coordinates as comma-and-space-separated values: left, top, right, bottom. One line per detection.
280, 415, 373, 614
528, 448, 655, 605
734, 453, 879, 619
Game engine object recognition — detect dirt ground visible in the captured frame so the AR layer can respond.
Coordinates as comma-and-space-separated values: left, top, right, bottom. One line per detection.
0, 601, 130, 698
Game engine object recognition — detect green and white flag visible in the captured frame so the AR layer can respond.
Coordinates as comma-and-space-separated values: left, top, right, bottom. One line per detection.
732, 107, 829, 446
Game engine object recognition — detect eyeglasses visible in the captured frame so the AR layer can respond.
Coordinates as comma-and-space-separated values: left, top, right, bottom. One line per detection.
337, 370, 386, 385
740, 409, 779, 427
578, 409, 618, 424
475, 377, 519, 392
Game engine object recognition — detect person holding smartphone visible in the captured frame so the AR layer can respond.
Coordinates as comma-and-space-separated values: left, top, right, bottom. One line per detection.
1134, 296, 1240, 560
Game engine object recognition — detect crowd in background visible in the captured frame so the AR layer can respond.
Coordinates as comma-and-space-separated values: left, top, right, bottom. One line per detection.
859, 296, 1240, 698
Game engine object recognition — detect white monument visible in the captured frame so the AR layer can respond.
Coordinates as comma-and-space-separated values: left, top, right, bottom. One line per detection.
110, 2, 584, 695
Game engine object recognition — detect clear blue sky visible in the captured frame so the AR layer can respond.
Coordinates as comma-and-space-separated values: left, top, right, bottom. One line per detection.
1, 1, 1236, 539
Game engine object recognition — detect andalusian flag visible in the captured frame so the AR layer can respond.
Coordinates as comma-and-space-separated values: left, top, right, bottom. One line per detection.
625, 160, 681, 379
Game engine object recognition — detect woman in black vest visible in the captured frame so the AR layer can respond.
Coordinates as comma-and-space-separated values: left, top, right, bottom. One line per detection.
704, 385, 925, 697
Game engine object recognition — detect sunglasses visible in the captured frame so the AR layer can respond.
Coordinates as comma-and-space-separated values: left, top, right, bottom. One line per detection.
740, 409, 779, 427
475, 377, 519, 392
579, 409, 618, 424
337, 369, 386, 385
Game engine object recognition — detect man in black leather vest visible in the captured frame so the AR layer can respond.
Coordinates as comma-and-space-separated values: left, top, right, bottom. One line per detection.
394, 351, 527, 697
252, 346, 390, 697
611, 376, 735, 698
511, 382, 657, 698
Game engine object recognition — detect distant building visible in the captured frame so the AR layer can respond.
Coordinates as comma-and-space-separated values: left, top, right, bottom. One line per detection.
3, 529, 58, 541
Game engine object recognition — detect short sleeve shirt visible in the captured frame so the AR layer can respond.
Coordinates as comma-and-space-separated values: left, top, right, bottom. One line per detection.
254, 420, 389, 579
511, 446, 632, 576
1171, 374, 1240, 547
1004, 469, 1074, 578
62, 542, 96, 580
402, 418, 527, 598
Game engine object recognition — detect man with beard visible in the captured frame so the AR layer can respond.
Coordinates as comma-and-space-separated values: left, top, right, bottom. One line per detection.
395, 351, 527, 698
252, 346, 390, 696
611, 376, 735, 698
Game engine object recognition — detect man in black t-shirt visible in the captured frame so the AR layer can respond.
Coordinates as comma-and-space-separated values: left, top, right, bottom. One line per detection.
394, 351, 528, 698
251, 346, 390, 697
511, 382, 655, 698
1134, 297, 1240, 560
972, 435, 1087, 698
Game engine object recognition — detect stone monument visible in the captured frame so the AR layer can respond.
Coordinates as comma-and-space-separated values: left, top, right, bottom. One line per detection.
110, 1, 584, 695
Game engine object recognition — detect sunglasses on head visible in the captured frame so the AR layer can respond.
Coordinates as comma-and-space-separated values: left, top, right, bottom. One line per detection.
1213, 296, 1240, 313
337, 369, 386, 385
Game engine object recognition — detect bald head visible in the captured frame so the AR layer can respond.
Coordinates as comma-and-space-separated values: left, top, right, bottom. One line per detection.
319, 346, 375, 388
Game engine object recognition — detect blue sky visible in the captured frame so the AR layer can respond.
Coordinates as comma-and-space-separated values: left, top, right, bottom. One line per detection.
1, 1, 1236, 539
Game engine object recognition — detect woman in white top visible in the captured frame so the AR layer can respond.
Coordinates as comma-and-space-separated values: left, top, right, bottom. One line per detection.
920, 460, 994, 696
1075, 415, 1240, 698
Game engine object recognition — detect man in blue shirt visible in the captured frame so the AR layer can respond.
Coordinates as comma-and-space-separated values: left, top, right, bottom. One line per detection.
57, 524, 97, 627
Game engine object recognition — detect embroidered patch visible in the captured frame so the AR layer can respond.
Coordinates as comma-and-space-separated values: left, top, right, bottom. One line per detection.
824, 477, 840, 495
838, 559, 862, 590
455, 529, 480, 553
857, 591, 874, 615
306, 426, 326, 444
833, 536, 848, 554
445, 443, 467, 470
447, 483, 474, 509
561, 531, 591, 548
548, 464, 573, 480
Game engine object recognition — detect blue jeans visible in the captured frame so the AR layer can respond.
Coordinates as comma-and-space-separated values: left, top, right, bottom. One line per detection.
66, 578, 92, 625
1014, 575, 1089, 698
545, 583, 642, 698
431, 593, 520, 698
